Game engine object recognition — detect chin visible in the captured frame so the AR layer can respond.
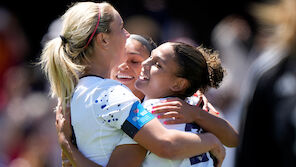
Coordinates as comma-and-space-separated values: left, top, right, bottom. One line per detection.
135, 80, 145, 92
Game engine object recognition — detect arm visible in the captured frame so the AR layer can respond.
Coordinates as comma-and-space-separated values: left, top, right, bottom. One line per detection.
152, 97, 239, 147
56, 106, 146, 167
133, 118, 225, 161
107, 144, 147, 167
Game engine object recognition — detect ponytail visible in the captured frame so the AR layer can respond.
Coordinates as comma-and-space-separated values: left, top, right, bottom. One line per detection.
40, 37, 84, 111
39, 2, 115, 112
196, 46, 225, 90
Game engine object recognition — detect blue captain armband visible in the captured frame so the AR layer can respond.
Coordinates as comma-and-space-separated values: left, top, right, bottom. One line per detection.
121, 101, 155, 138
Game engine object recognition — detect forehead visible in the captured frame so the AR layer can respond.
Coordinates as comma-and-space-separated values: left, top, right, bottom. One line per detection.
109, 9, 123, 27
152, 43, 175, 59
126, 38, 150, 59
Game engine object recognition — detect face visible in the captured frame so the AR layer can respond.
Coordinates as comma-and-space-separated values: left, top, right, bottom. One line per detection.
110, 38, 150, 99
135, 43, 181, 99
108, 9, 130, 67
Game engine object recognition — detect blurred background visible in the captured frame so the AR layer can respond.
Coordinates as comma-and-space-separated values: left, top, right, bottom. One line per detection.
0, 0, 295, 166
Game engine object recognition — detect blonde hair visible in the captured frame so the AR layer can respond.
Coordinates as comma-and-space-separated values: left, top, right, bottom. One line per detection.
40, 2, 114, 111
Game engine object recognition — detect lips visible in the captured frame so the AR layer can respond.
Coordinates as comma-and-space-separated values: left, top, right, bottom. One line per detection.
116, 74, 134, 79
139, 71, 149, 80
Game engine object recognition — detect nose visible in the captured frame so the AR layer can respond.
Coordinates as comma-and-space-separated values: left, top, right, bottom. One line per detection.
118, 62, 129, 71
141, 59, 150, 71
124, 28, 130, 38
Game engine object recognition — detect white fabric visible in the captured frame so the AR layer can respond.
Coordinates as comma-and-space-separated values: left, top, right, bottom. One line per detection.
71, 76, 139, 166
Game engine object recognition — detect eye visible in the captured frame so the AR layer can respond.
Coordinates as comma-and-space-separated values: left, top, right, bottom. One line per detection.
155, 62, 161, 68
131, 60, 140, 64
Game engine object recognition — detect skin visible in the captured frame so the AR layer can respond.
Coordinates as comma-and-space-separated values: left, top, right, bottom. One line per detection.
135, 43, 188, 100
110, 37, 150, 100
86, 8, 130, 78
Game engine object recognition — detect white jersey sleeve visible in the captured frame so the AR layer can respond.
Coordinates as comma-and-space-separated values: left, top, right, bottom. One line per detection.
93, 84, 154, 138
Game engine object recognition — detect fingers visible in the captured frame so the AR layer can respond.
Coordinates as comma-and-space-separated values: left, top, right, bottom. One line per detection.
153, 100, 182, 108
201, 96, 209, 112
161, 97, 181, 102
163, 119, 185, 125
62, 159, 72, 167
156, 112, 180, 119
208, 103, 220, 116
152, 105, 181, 114
64, 105, 71, 123
56, 105, 63, 119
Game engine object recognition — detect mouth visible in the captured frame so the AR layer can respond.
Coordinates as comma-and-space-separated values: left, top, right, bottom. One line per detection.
138, 71, 149, 81
116, 74, 135, 83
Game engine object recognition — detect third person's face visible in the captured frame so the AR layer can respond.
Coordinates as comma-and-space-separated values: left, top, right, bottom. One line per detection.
110, 37, 150, 99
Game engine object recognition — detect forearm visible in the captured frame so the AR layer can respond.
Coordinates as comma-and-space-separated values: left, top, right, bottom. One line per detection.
194, 109, 238, 147
61, 139, 101, 167
134, 119, 221, 160
165, 131, 221, 160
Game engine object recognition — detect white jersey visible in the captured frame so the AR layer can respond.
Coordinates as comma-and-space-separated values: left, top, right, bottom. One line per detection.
140, 98, 214, 167
71, 76, 154, 166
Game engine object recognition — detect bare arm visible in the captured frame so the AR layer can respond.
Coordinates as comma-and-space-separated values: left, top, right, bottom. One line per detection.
133, 118, 225, 162
152, 97, 239, 147
192, 104, 238, 147
107, 144, 147, 167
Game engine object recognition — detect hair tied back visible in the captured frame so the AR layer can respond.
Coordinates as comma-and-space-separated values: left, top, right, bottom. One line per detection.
60, 35, 68, 44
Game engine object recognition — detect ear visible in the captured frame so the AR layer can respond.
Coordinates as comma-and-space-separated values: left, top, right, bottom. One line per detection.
169, 78, 189, 92
95, 33, 110, 49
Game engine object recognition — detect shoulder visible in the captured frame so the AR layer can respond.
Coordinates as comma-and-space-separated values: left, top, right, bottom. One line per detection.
91, 79, 137, 100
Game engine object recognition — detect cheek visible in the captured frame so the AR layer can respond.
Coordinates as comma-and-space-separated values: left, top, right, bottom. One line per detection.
110, 67, 119, 80
131, 64, 142, 76
151, 70, 173, 86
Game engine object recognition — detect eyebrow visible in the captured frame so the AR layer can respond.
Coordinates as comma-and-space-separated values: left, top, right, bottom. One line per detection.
153, 55, 165, 65
127, 51, 141, 55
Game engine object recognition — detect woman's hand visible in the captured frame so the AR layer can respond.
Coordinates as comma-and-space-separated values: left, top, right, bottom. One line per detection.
55, 104, 72, 146
195, 90, 209, 111
195, 90, 219, 116
152, 97, 200, 124
62, 150, 73, 167
210, 141, 226, 167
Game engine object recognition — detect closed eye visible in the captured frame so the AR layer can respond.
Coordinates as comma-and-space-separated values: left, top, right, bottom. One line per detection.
131, 60, 140, 64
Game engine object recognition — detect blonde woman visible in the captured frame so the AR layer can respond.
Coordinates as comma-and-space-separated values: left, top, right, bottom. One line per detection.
40, 1, 225, 167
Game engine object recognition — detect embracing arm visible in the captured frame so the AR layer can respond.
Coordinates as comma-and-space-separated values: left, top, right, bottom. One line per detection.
152, 98, 239, 147
192, 105, 238, 147
133, 118, 225, 161
59, 138, 101, 167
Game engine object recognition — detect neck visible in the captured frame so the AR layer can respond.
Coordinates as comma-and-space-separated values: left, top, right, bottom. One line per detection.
85, 63, 110, 78
144, 92, 184, 101
133, 90, 145, 101
83, 49, 112, 78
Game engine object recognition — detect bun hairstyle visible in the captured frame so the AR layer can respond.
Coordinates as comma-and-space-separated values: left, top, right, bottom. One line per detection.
172, 42, 225, 98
